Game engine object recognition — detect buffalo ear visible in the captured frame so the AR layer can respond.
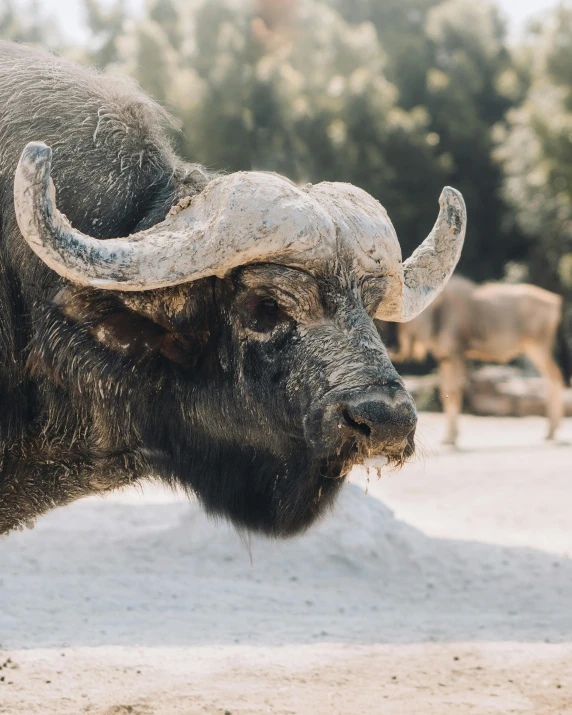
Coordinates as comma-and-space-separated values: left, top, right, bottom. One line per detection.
90, 311, 198, 365
54, 286, 202, 367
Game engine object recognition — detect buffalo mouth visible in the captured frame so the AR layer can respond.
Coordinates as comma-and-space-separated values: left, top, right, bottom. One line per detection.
317, 431, 415, 481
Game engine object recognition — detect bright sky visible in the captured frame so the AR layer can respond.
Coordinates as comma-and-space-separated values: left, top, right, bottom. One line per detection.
500, 0, 560, 30
38, 0, 560, 43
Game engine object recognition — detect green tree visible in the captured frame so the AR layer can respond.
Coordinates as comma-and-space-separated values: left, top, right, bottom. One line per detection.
496, 3, 572, 295
423, 0, 527, 280
328, 0, 528, 281
327, 0, 441, 110
0, 0, 60, 45
83, 0, 127, 67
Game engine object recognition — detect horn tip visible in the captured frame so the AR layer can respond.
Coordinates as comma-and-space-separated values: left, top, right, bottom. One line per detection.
439, 186, 466, 212
439, 187, 467, 235
21, 141, 52, 168
440, 186, 464, 205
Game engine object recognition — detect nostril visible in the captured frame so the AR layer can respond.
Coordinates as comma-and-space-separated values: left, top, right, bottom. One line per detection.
341, 407, 372, 438
386, 378, 405, 395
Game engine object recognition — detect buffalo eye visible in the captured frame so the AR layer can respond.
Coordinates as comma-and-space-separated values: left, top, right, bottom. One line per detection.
243, 295, 288, 334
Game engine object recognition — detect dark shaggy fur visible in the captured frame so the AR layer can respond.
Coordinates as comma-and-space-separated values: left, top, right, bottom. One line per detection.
0, 42, 415, 536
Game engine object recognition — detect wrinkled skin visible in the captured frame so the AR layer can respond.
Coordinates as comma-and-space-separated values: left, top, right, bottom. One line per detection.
0, 41, 416, 536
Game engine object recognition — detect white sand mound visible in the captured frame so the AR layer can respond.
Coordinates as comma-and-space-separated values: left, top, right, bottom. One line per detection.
158, 482, 438, 583
2, 474, 572, 650
0, 481, 440, 586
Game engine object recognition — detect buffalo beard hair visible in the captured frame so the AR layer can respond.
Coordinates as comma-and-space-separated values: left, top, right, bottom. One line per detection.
151, 427, 347, 538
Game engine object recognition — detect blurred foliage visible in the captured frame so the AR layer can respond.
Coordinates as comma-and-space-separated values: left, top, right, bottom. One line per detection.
495, 3, 572, 297
423, 0, 528, 279
331, 0, 529, 280
327, 0, 441, 111
83, 0, 128, 67
0, 0, 60, 45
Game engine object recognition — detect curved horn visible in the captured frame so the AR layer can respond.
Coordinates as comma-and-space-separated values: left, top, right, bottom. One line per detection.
375, 187, 466, 322
14, 142, 332, 291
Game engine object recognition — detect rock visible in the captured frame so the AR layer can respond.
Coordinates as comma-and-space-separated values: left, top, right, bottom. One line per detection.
406, 365, 572, 418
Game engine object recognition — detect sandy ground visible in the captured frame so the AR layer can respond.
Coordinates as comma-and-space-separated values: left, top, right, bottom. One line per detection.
1, 413, 572, 714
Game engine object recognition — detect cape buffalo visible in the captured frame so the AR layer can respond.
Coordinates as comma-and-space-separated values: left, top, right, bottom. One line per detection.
0, 42, 466, 536
389, 276, 570, 445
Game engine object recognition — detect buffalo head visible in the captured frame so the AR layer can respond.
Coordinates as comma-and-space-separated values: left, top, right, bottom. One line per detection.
14, 142, 466, 536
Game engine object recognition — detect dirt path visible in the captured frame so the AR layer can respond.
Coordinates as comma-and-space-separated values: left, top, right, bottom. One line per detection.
1, 414, 572, 714
1, 643, 572, 714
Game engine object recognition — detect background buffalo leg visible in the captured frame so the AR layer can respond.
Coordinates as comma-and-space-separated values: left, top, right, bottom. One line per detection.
524, 344, 565, 440
439, 356, 465, 446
